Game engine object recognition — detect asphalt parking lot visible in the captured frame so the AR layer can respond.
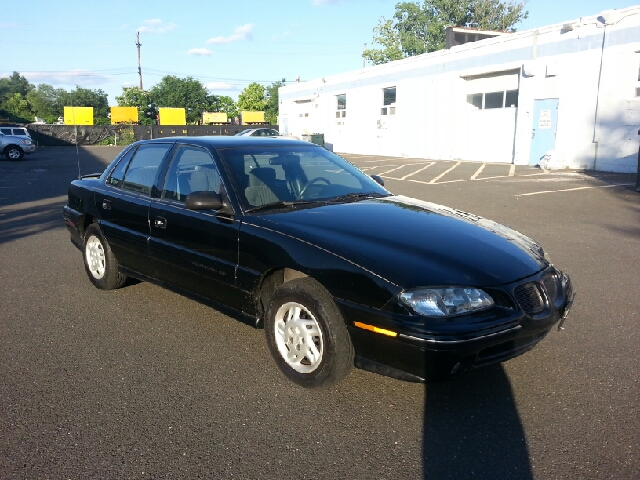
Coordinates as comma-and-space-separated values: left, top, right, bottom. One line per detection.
1, 146, 638, 479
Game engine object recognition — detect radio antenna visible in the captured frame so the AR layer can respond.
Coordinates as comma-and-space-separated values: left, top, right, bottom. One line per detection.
71, 103, 81, 179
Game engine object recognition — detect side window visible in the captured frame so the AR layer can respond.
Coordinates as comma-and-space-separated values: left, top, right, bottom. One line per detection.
107, 146, 138, 187
121, 143, 172, 195
162, 145, 223, 202
0, 128, 11, 135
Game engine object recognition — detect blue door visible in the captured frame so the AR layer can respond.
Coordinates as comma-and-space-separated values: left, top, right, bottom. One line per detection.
529, 98, 559, 165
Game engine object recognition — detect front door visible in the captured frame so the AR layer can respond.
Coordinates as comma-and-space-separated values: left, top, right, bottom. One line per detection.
529, 98, 559, 165
149, 144, 240, 308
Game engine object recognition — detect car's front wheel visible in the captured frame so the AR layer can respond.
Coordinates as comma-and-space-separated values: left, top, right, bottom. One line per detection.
83, 224, 127, 290
265, 277, 354, 388
4, 146, 24, 160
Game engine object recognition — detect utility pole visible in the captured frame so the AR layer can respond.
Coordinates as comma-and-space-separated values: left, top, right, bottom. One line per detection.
362, 43, 367, 68
136, 32, 143, 90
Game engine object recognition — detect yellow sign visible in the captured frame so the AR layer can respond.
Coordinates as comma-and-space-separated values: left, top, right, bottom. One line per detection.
241, 111, 265, 124
158, 108, 186, 125
64, 107, 93, 125
202, 112, 228, 124
110, 106, 138, 124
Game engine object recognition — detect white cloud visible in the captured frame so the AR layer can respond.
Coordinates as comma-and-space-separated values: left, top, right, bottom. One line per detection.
17, 70, 111, 87
137, 19, 177, 34
207, 23, 254, 44
205, 82, 236, 91
188, 48, 213, 56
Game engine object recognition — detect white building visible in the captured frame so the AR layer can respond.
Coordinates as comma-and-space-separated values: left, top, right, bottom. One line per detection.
279, 6, 640, 173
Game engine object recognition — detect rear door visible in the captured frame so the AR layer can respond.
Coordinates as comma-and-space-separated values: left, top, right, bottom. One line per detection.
96, 142, 174, 277
149, 144, 241, 308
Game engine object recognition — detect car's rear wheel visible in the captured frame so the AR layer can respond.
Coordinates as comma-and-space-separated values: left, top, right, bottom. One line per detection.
264, 277, 354, 388
83, 224, 127, 290
4, 146, 24, 160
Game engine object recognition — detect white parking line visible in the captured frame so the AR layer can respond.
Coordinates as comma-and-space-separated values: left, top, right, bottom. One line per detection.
378, 165, 411, 176
360, 165, 398, 171
470, 164, 485, 180
428, 161, 461, 184
516, 184, 633, 196
398, 163, 436, 180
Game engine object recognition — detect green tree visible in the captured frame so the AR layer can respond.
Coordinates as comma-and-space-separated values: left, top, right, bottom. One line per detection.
2, 93, 33, 123
0, 72, 35, 122
265, 79, 285, 125
116, 86, 154, 124
27, 84, 67, 123
149, 76, 216, 123
209, 95, 238, 121
363, 0, 528, 65
0, 71, 34, 101
62, 86, 110, 121
236, 82, 268, 113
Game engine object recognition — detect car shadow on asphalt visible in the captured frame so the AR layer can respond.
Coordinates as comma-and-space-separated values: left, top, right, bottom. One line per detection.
0, 147, 117, 245
422, 365, 533, 479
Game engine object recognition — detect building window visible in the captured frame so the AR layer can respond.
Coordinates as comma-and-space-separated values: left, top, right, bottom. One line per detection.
467, 93, 483, 110
467, 90, 518, 110
381, 86, 396, 115
485, 91, 504, 109
336, 94, 346, 118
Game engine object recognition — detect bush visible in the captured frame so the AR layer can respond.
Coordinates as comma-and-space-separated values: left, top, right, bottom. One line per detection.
115, 128, 136, 145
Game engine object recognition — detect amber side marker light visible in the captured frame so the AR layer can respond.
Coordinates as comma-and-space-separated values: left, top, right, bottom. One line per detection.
354, 322, 398, 337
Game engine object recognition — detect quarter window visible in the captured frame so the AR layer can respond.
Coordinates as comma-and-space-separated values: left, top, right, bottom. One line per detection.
336, 94, 346, 118
107, 146, 138, 187
162, 145, 223, 202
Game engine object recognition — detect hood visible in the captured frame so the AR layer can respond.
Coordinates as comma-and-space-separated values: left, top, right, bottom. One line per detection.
259, 195, 547, 288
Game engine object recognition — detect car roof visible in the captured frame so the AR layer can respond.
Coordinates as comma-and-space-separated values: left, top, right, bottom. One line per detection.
136, 136, 311, 148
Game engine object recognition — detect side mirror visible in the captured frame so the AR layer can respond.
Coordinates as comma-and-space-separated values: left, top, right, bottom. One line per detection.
185, 191, 223, 210
371, 175, 384, 187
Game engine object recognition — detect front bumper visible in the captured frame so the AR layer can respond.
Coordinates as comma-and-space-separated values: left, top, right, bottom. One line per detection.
338, 267, 574, 382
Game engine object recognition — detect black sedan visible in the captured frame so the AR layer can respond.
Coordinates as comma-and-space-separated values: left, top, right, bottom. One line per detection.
63, 137, 574, 387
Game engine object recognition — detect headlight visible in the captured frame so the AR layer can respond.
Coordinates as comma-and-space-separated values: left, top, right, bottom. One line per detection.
20, 139, 31, 145
399, 287, 494, 317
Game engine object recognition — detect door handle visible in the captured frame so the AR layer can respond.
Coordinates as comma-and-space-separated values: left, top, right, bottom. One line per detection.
154, 217, 167, 229
101, 199, 111, 210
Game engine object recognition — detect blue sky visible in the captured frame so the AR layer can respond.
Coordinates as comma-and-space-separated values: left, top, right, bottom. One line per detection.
2, 0, 636, 105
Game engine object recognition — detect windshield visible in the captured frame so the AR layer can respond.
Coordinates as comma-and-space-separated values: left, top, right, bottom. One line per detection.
217, 145, 389, 212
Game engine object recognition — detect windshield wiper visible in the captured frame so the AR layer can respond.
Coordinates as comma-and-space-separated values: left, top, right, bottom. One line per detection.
325, 192, 391, 204
244, 200, 316, 213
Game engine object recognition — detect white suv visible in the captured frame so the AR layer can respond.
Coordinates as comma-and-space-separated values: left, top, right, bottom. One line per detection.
0, 127, 30, 137
0, 131, 36, 160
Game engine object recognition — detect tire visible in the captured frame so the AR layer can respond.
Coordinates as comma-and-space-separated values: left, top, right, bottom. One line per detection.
83, 224, 127, 290
4, 145, 24, 160
264, 277, 354, 388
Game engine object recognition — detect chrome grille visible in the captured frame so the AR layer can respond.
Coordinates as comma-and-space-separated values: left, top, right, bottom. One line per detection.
514, 282, 544, 315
